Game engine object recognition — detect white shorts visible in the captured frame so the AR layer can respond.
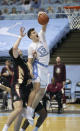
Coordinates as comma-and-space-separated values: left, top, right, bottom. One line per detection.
32, 63, 49, 88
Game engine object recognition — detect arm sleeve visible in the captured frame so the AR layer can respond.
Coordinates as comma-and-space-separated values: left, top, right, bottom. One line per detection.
39, 29, 46, 43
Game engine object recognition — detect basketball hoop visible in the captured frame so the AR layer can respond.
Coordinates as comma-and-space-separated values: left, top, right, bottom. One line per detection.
64, 6, 80, 30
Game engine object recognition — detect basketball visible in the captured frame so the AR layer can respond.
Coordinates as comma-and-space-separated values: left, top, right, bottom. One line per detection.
38, 12, 49, 25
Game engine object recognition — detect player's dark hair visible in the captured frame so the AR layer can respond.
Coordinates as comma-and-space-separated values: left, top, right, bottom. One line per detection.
27, 28, 35, 38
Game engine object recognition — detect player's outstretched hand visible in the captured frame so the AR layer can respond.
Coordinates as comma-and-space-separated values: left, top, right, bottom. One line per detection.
38, 11, 46, 16
20, 27, 26, 38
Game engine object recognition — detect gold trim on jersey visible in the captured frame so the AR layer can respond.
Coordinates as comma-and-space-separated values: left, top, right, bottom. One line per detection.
18, 66, 24, 84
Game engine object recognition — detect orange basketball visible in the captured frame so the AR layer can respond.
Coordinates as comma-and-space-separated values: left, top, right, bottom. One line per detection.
38, 12, 49, 25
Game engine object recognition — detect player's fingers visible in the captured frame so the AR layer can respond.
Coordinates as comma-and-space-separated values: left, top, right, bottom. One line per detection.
38, 11, 46, 16
20, 27, 25, 32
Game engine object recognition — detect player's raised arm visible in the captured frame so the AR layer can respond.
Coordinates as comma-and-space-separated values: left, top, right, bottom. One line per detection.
38, 11, 49, 32
38, 12, 49, 44
42, 24, 47, 32
13, 27, 26, 58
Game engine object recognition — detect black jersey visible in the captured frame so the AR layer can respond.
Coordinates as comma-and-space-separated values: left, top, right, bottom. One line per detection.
9, 48, 30, 86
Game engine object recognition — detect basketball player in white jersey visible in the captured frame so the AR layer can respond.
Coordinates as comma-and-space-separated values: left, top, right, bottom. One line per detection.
26, 12, 50, 125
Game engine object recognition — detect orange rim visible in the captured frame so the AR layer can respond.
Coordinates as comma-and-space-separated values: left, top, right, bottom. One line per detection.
64, 6, 80, 9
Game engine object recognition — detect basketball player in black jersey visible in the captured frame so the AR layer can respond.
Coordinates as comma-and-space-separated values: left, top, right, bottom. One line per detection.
2, 27, 31, 131
0, 78, 47, 131
2, 27, 47, 131
15, 82, 47, 131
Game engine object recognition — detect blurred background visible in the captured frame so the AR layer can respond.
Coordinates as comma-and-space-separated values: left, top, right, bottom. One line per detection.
0, 0, 79, 20
0, 0, 80, 112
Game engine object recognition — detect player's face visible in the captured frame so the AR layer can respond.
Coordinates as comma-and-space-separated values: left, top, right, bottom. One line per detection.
5, 61, 11, 66
30, 30, 39, 42
56, 57, 61, 64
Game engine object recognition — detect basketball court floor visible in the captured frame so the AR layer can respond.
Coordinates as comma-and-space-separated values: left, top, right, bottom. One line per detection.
0, 104, 80, 131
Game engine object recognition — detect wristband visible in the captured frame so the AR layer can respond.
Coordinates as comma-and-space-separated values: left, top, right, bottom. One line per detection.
18, 35, 22, 39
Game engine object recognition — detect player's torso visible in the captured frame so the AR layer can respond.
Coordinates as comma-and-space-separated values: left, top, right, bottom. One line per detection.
30, 41, 50, 65
13, 57, 29, 85
55, 64, 64, 75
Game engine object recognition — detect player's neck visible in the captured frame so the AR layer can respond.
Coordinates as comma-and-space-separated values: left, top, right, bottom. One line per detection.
33, 38, 39, 43
57, 62, 61, 65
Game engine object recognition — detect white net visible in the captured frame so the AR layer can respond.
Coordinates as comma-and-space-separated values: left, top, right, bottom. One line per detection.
64, 6, 80, 30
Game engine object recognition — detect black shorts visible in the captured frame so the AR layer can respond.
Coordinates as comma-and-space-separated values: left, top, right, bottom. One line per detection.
22, 83, 33, 106
11, 83, 23, 103
35, 102, 45, 113
11, 82, 46, 112
11, 82, 33, 103
22, 84, 46, 112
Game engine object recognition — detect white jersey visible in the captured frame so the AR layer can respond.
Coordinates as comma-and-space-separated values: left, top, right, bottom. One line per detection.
28, 30, 50, 65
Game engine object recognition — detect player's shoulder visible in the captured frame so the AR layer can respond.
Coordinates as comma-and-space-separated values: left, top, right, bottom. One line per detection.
28, 42, 37, 50
28, 42, 34, 48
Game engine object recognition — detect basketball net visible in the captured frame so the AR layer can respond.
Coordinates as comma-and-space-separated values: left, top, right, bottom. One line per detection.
64, 6, 80, 30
